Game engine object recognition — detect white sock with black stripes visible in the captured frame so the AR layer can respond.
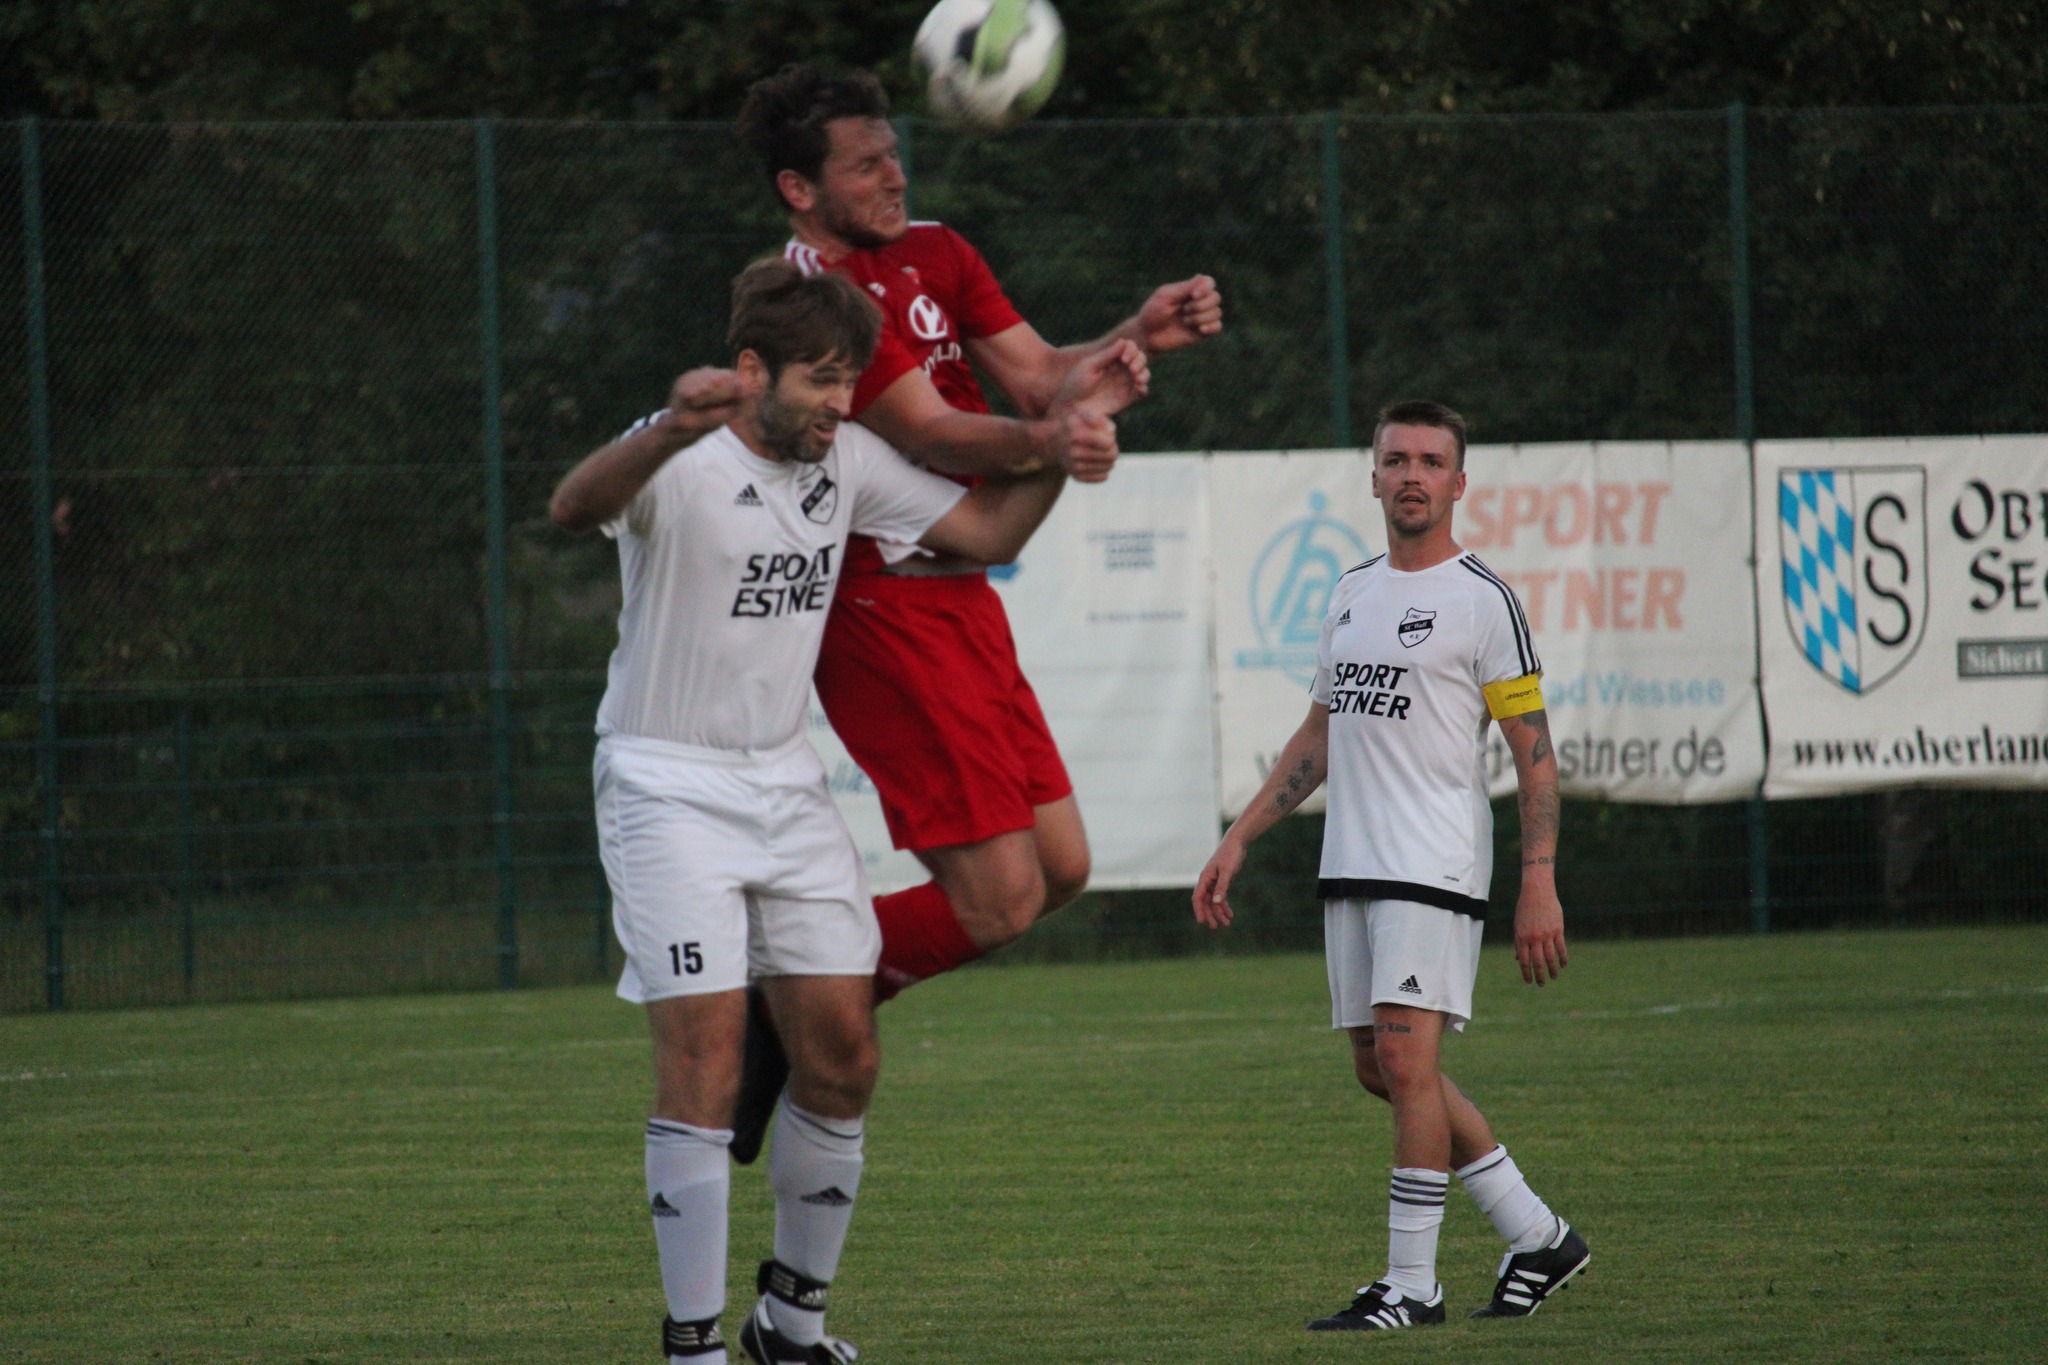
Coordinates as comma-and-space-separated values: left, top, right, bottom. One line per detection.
1385, 1167, 1448, 1301
1456, 1145, 1560, 1254
646, 1118, 732, 1364
767, 1098, 865, 1345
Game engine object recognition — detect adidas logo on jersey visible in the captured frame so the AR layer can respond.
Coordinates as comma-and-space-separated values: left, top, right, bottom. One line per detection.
1398, 975, 1423, 995
734, 484, 763, 507
1336, 609, 1351, 625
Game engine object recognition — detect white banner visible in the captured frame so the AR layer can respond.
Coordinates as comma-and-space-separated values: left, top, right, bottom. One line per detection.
818, 456, 1220, 892
1208, 451, 1380, 819
1756, 435, 2048, 796
1462, 442, 1766, 802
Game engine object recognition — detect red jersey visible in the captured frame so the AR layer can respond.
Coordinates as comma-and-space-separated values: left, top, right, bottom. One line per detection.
786, 225, 1025, 578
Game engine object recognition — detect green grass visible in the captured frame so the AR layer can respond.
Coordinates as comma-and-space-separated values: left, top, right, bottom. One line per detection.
4, 924, 2045, 1363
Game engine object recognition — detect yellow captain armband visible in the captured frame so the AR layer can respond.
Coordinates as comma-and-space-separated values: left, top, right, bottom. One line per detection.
1483, 674, 1545, 720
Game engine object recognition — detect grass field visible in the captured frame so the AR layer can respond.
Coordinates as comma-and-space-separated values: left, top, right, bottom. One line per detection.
4, 923, 2045, 1364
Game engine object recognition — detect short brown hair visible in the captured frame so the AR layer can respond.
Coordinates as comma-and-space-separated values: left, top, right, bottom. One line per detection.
735, 64, 891, 206
1373, 400, 1468, 468
727, 258, 882, 377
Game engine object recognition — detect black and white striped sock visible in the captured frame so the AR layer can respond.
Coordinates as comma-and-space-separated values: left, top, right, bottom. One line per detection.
1385, 1167, 1449, 1301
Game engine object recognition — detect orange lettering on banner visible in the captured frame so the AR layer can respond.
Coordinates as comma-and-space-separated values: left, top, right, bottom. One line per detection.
1636, 483, 1671, 543
1499, 486, 1544, 547
1594, 485, 1631, 544
1545, 486, 1589, 546
1643, 569, 1684, 628
1465, 486, 1498, 545
1612, 567, 1641, 629
1564, 570, 1606, 629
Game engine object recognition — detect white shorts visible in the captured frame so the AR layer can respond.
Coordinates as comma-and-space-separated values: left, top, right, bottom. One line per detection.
595, 733, 880, 1003
1324, 898, 1486, 1034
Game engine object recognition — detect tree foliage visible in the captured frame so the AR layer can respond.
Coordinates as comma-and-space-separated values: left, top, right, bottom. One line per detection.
4, 1, 2045, 123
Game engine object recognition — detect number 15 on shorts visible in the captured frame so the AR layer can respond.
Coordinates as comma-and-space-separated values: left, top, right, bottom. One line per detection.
668, 942, 703, 976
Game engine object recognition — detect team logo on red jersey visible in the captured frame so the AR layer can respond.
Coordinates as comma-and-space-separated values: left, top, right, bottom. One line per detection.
906, 295, 951, 343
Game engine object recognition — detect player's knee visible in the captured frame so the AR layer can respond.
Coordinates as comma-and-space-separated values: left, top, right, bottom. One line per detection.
794, 1022, 880, 1110
1370, 1031, 1437, 1095
1040, 844, 1089, 912
1350, 1039, 1390, 1100
949, 859, 1045, 947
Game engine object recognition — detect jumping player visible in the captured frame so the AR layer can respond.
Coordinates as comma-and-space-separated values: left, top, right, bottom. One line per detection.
726, 63, 1222, 1157
1193, 401, 1591, 1330
550, 260, 1141, 1365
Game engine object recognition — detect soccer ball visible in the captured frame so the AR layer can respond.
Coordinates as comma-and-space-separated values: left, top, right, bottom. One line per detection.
912, 0, 1066, 132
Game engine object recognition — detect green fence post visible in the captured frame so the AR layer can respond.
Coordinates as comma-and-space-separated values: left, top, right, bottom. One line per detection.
177, 704, 196, 994
476, 119, 518, 988
1320, 111, 1352, 447
22, 118, 64, 1009
1728, 101, 1771, 935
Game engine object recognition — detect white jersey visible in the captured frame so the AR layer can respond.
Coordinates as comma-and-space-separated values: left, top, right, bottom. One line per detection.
1310, 550, 1542, 914
595, 420, 966, 751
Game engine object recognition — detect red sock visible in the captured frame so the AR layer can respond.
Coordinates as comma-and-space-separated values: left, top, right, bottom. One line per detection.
871, 881, 982, 1003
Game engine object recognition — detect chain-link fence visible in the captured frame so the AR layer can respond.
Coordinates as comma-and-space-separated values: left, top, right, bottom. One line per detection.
5, 108, 2046, 1011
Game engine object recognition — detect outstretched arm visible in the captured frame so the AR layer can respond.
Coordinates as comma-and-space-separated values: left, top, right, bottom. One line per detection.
915, 465, 1068, 567
966, 275, 1223, 419
1192, 703, 1329, 929
1498, 706, 1567, 985
548, 368, 739, 532
859, 341, 1144, 484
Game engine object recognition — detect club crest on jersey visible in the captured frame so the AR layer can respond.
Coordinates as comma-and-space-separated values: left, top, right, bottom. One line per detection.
800, 473, 839, 525
1397, 608, 1436, 648
906, 295, 951, 342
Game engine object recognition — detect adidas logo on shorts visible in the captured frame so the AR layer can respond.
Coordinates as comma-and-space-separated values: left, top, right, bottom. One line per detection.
1398, 975, 1422, 995
734, 484, 763, 506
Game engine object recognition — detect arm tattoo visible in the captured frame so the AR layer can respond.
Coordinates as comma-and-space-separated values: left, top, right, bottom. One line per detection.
1269, 754, 1318, 814
1374, 1022, 1412, 1034
1526, 709, 1553, 767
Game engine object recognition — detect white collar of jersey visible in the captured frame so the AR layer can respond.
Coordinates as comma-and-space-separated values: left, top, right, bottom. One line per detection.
1379, 549, 1470, 578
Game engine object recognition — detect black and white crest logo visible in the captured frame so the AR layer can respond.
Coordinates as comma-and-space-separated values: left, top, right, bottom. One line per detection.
1397, 608, 1435, 648
800, 473, 839, 524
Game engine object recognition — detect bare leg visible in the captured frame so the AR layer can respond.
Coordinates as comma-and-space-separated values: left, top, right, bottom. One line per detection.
918, 795, 1092, 950
647, 988, 747, 1126
760, 974, 880, 1120
1348, 1007, 1499, 1170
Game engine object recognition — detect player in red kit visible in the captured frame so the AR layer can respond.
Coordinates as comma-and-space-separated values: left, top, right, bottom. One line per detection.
723, 64, 1223, 1161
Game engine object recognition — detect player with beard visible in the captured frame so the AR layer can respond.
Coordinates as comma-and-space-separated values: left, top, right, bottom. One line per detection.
723, 63, 1224, 1162
1193, 402, 1590, 1332
550, 259, 1142, 1365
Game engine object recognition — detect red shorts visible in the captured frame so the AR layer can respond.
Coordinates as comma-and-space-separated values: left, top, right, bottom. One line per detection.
815, 570, 1072, 852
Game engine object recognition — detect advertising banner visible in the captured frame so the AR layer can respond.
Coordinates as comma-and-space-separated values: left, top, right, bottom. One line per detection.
816, 455, 1221, 892
1461, 442, 1766, 802
1209, 451, 1380, 819
1756, 436, 2048, 796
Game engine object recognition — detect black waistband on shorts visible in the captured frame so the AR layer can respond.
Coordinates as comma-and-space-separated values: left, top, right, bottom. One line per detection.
1316, 878, 1489, 918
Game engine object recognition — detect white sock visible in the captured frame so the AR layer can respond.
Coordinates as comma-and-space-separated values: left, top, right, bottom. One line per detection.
646, 1119, 731, 1364
766, 1099, 865, 1345
1385, 1167, 1448, 1300
1456, 1145, 1560, 1254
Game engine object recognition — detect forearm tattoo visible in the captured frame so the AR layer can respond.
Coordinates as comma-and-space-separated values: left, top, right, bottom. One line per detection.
1269, 754, 1318, 815
1526, 709, 1553, 767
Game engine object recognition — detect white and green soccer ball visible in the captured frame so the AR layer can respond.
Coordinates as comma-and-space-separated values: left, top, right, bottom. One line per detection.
912, 0, 1066, 132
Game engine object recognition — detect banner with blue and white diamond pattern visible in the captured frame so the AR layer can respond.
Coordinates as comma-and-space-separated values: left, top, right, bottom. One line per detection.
1758, 436, 2048, 797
